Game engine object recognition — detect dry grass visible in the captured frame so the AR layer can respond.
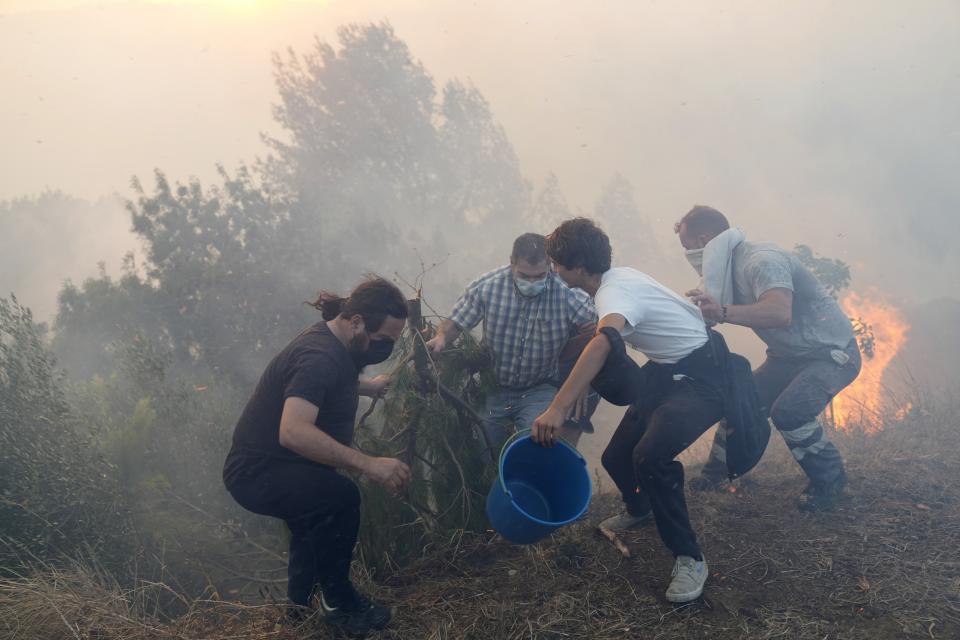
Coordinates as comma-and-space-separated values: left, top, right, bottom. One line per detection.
3, 403, 959, 640
0, 563, 292, 640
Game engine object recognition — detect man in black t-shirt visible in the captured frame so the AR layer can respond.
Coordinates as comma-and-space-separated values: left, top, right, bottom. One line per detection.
223, 278, 411, 635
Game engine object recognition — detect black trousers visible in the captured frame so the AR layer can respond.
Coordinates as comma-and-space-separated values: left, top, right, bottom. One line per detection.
703, 339, 861, 486
226, 457, 361, 608
601, 342, 725, 559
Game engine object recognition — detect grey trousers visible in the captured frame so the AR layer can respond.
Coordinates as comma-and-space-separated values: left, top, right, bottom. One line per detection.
703, 339, 861, 486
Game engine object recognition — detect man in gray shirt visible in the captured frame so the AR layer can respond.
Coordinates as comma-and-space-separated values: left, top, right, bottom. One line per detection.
675, 206, 861, 511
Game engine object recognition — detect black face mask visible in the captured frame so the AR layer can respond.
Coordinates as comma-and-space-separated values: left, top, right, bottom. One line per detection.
351, 337, 395, 369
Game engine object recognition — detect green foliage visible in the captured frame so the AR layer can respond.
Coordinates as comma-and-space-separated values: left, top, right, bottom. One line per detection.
63, 329, 274, 597
793, 244, 876, 359
0, 295, 134, 575
793, 244, 851, 299
128, 166, 322, 386
17, 21, 537, 596
55, 168, 318, 387
355, 326, 495, 574
101, 397, 156, 486
70, 331, 245, 515
52, 259, 170, 380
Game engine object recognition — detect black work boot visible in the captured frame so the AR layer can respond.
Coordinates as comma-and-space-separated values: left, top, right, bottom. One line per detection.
797, 472, 846, 512
320, 583, 392, 636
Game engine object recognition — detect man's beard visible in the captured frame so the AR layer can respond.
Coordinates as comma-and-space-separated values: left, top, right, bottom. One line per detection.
348, 332, 369, 356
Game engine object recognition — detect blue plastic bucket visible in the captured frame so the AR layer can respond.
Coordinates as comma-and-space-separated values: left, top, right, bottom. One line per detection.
485, 432, 592, 544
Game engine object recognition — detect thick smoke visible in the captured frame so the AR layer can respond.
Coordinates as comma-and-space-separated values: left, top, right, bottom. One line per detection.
2, 0, 957, 307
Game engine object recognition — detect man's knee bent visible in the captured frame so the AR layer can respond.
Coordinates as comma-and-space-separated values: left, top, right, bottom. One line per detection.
601, 442, 630, 476
631, 443, 663, 479
770, 401, 818, 432
600, 445, 616, 474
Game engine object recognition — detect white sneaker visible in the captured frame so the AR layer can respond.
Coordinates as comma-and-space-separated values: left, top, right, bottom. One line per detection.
665, 555, 708, 603
599, 510, 652, 532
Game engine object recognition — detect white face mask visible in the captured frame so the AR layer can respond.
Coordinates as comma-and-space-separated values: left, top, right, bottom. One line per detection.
515, 276, 547, 297
685, 248, 705, 276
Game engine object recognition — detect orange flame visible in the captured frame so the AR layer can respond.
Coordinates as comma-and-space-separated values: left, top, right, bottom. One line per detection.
832, 291, 910, 432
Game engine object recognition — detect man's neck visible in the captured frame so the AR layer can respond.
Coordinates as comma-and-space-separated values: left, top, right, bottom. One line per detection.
327, 318, 352, 348
582, 272, 604, 297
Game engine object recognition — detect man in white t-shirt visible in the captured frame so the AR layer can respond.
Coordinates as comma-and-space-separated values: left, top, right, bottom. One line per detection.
532, 217, 729, 604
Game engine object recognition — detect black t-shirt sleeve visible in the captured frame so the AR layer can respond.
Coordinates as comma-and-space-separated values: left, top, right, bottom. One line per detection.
282, 348, 342, 409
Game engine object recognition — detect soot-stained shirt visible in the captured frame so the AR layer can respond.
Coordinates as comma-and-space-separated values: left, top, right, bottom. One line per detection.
223, 322, 359, 482
732, 242, 854, 358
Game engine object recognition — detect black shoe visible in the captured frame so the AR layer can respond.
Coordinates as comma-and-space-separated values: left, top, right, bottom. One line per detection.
797, 473, 846, 512
320, 584, 392, 636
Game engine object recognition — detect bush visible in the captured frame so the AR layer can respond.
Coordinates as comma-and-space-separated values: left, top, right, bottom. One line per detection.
0, 296, 135, 576
355, 314, 497, 574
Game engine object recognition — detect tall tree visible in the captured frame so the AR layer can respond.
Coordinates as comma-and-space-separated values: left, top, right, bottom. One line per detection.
262, 22, 530, 290
53, 259, 169, 380
526, 172, 572, 234
54, 167, 316, 386
437, 80, 531, 273
128, 166, 318, 384
594, 173, 660, 269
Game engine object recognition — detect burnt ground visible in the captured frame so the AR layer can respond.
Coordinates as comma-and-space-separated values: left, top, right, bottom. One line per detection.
368, 439, 960, 640
4, 409, 959, 639
278, 410, 960, 639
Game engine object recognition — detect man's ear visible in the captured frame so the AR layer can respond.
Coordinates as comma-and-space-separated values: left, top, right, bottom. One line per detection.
349, 314, 365, 334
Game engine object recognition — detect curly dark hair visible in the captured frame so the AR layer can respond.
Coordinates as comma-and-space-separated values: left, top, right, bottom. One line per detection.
307, 276, 408, 332
545, 217, 612, 275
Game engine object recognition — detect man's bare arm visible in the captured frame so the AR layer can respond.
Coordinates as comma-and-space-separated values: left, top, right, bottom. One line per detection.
425, 318, 463, 353
358, 374, 391, 398
687, 288, 793, 329
279, 397, 410, 494
531, 314, 626, 445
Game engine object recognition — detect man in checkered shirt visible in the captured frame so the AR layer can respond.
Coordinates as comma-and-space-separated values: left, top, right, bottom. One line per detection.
427, 233, 597, 453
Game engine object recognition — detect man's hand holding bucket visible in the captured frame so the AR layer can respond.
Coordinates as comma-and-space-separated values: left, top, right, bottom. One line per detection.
531, 405, 565, 447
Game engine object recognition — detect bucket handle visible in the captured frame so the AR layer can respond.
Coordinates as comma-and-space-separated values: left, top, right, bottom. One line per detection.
496, 428, 586, 496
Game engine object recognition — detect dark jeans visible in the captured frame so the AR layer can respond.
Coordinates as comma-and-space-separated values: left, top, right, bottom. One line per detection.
226, 458, 361, 608
601, 342, 725, 559
703, 339, 861, 486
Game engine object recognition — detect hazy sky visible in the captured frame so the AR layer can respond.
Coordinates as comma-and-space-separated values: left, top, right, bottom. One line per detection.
2, 0, 959, 307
